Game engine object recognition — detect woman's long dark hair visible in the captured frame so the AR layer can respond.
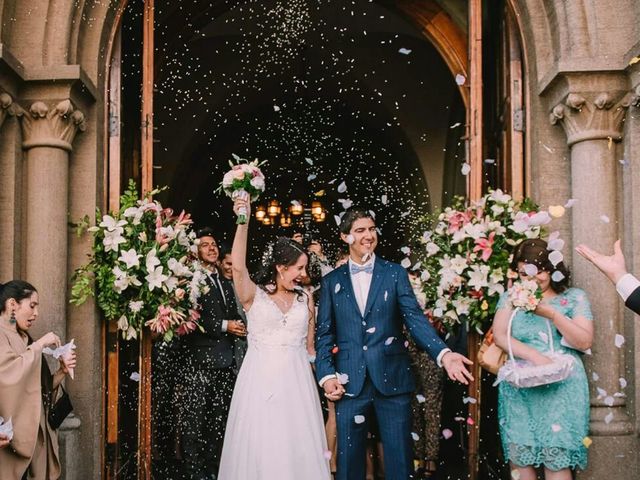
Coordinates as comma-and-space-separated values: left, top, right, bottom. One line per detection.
510, 239, 570, 293
254, 237, 308, 301
0, 280, 37, 314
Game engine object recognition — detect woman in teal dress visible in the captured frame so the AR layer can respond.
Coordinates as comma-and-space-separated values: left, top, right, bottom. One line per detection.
493, 239, 594, 480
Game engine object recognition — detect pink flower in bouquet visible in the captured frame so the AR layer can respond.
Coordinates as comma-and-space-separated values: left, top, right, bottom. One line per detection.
233, 168, 245, 180
447, 211, 472, 233
473, 232, 496, 261
146, 305, 186, 334
176, 320, 197, 336
173, 210, 193, 229
189, 309, 201, 321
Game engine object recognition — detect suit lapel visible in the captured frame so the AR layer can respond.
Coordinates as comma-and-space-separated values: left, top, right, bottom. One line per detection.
338, 265, 362, 318
363, 258, 386, 318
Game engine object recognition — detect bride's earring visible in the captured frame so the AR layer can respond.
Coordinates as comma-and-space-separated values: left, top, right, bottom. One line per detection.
9, 310, 16, 325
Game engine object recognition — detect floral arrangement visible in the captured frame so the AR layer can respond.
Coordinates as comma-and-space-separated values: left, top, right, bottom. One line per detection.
218, 154, 267, 224
70, 180, 209, 342
412, 189, 560, 334
506, 279, 542, 311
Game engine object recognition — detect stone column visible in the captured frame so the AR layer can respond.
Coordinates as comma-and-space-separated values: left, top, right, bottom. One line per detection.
550, 90, 636, 477
18, 99, 86, 339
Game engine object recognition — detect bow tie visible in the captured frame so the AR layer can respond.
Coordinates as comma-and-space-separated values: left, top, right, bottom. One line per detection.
350, 263, 374, 275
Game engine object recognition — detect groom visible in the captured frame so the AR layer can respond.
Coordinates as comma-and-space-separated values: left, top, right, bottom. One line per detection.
315, 207, 473, 480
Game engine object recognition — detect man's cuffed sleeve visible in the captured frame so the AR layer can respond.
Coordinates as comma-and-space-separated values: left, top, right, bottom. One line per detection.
319, 374, 337, 388
221, 320, 229, 332
436, 348, 451, 368
616, 274, 640, 302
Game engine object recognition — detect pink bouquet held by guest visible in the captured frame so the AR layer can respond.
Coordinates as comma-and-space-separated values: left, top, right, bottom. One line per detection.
218, 154, 267, 224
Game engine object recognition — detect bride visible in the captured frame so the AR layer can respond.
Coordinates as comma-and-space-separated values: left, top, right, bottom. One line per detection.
218, 195, 331, 480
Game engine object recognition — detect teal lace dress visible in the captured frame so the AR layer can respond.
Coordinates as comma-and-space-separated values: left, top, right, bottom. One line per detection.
496, 287, 592, 471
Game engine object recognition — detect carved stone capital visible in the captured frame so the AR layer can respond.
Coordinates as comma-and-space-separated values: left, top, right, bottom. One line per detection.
0, 91, 18, 130
549, 91, 633, 146
18, 99, 86, 152
631, 85, 640, 109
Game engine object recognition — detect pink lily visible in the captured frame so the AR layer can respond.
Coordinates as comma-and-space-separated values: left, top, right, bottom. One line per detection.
473, 232, 496, 262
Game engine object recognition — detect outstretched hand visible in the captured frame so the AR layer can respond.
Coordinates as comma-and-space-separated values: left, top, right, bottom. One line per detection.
441, 352, 474, 385
576, 240, 627, 284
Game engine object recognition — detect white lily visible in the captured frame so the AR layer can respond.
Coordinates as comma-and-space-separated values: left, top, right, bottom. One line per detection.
99, 215, 127, 232
103, 229, 126, 253
146, 266, 168, 291
118, 248, 141, 269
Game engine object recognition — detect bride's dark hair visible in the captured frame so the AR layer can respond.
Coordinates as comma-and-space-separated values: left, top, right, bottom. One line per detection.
254, 237, 308, 300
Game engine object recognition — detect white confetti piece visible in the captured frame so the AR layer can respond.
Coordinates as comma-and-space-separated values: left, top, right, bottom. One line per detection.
600, 215, 610, 224
398, 48, 412, 55
548, 250, 563, 267
384, 337, 395, 346
596, 387, 607, 398
401, 258, 411, 268
604, 396, 614, 407
307, 174, 317, 181
461, 163, 471, 176
538, 331, 549, 343
619, 377, 627, 389
564, 198, 578, 208
366, 327, 376, 334
381, 194, 388, 205
523, 263, 538, 276
337, 372, 349, 384
455, 74, 466, 85
416, 394, 426, 403
384, 291, 388, 301
335, 283, 341, 293
411, 432, 420, 441
337, 181, 347, 193
551, 271, 565, 282
615, 334, 625, 348
442, 428, 453, 439
450, 122, 462, 129
273, 105, 280, 112
400, 246, 411, 255
334, 215, 342, 226
354, 415, 365, 424
305, 158, 314, 165
542, 144, 554, 153
551, 424, 562, 432
346, 234, 355, 245
592, 372, 600, 381
420, 270, 431, 282
511, 470, 521, 480
604, 412, 614, 424
130, 372, 140, 382
462, 396, 477, 405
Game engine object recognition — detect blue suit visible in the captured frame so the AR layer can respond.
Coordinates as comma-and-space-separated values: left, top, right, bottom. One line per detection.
316, 257, 448, 480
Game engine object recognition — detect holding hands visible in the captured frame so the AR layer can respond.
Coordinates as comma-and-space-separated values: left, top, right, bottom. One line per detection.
227, 320, 247, 337
323, 378, 346, 402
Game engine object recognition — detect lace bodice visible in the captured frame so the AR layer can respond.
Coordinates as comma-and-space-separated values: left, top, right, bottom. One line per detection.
245, 287, 310, 348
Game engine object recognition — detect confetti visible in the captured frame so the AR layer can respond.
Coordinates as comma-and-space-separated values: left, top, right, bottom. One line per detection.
551, 424, 562, 432
411, 432, 420, 441
401, 258, 411, 268
511, 470, 521, 480
354, 415, 365, 424
462, 396, 477, 405
366, 327, 376, 333
335, 283, 341, 293
551, 271, 565, 282
600, 215, 610, 224
615, 334, 625, 348
416, 394, 426, 403
337, 181, 347, 193
592, 372, 600, 381
523, 263, 538, 276
455, 74, 466, 85
548, 250, 563, 267
564, 198, 578, 208
130, 372, 141, 382
398, 48, 412, 55
619, 377, 627, 389
442, 428, 453, 439
582, 437, 592, 448
323, 450, 332, 460
337, 372, 349, 384
548, 205, 565, 218
381, 194, 388, 205
461, 163, 471, 176
384, 337, 395, 345
604, 412, 614, 424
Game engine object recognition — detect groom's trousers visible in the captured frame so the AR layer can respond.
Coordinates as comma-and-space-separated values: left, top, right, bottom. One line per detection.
177, 350, 235, 480
335, 376, 414, 480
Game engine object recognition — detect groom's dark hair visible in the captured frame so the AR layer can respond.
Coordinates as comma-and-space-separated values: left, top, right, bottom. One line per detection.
339, 207, 375, 234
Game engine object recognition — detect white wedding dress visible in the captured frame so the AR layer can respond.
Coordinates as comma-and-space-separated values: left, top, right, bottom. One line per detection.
218, 287, 331, 480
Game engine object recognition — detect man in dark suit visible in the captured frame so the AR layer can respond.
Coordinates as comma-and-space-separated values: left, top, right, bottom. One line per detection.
577, 240, 640, 315
179, 227, 246, 479
315, 208, 473, 480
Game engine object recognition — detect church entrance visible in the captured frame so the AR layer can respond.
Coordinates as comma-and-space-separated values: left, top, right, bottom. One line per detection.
104, 0, 525, 478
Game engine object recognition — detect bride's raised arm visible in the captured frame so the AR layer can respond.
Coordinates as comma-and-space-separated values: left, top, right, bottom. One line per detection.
231, 195, 257, 310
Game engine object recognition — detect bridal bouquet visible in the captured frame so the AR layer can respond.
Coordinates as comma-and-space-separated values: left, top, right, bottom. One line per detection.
71, 180, 209, 342
412, 189, 561, 334
507, 279, 542, 311
218, 154, 267, 224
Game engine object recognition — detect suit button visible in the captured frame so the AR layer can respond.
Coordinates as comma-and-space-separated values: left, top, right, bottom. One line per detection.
363, 346, 368, 351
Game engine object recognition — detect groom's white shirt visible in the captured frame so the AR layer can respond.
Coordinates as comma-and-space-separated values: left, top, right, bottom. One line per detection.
318, 254, 450, 387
